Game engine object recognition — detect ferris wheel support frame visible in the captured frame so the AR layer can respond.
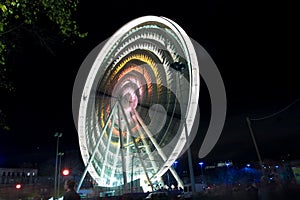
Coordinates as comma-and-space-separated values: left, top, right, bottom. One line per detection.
76, 98, 186, 192
117, 103, 129, 193
118, 101, 154, 191
133, 109, 184, 189
76, 102, 118, 192
77, 99, 158, 193
178, 71, 196, 194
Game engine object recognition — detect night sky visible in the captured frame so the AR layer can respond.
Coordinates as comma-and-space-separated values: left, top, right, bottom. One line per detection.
0, 0, 299, 168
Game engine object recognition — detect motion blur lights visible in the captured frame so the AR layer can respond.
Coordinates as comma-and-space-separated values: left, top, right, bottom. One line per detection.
77, 15, 200, 191
74, 14, 226, 192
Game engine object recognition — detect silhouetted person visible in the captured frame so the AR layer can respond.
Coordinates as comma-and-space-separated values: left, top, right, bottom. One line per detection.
63, 179, 81, 200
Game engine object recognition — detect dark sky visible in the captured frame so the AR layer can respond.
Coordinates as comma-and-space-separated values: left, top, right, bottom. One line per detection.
0, 0, 299, 167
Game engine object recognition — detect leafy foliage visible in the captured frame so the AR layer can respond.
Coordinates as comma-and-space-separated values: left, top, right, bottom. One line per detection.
0, 0, 87, 130
0, 0, 87, 91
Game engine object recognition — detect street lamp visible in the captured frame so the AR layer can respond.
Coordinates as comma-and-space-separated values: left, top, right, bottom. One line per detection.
246, 117, 263, 169
54, 132, 63, 199
62, 168, 70, 176
225, 162, 230, 168
199, 162, 204, 184
57, 152, 64, 198
171, 62, 196, 194
172, 160, 178, 168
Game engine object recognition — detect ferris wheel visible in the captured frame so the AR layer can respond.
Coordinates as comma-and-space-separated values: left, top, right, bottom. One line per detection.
75, 16, 200, 192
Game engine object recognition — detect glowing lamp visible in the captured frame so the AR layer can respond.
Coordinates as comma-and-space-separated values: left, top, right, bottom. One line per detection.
15, 183, 22, 189
62, 168, 70, 176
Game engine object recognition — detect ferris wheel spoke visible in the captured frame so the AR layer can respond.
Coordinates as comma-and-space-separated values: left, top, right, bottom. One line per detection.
110, 138, 121, 185
133, 119, 160, 175
133, 109, 166, 161
77, 101, 118, 191
100, 112, 116, 178
117, 103, 129, 190
118, 100, 154, 190
132, 109, 183, 188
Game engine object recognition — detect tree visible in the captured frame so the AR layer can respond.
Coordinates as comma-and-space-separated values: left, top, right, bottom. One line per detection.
0, 0, 87, 129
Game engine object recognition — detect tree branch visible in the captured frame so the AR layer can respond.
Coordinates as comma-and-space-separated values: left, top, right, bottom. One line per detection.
0, 23, 25, 36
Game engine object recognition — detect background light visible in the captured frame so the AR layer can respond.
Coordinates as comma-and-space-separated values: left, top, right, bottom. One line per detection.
15, 183, 22, 189
62, 168, 70, 176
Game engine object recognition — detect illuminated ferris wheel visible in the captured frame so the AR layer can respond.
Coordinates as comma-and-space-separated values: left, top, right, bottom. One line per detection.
76, 16, 200, 192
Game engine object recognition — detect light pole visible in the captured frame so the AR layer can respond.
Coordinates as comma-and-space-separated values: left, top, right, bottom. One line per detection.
199, 162, 204, 184
246, 97, 300, 172
57, 152, 64, 198
246, 117, 263, 169
170, 62, 196, 195
54, 132, 63, 199
131, 153, 135, 193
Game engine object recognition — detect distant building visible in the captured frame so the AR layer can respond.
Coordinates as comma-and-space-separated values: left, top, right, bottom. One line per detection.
204, 161, 234, 169
0, 167, 38, 184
